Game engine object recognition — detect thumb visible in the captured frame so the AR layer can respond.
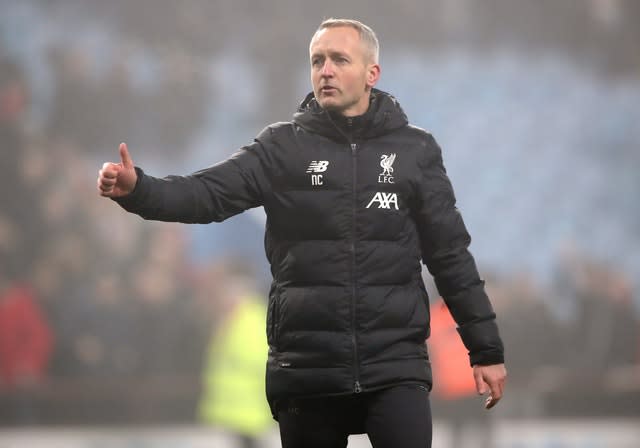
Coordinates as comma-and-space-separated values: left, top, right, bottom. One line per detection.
119, 142, 134, 169
474, 367, 487, 395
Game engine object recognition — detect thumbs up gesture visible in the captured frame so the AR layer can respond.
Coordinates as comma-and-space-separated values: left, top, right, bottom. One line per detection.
97, 143, 138, 197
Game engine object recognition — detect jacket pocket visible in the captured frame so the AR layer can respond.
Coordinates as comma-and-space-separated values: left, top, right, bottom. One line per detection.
415, 286, 431, 339
267, 287, 281, 347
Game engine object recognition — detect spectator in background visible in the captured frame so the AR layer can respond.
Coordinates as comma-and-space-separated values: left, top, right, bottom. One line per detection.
572, 260, 638, 373
428, 299, 477, 400
428, 298, 491, 448
0, 273, 53, 423
0, 56, 53, 423
198, 261, 272, 448
130, 224, 203, 376
0, 57, 38, 272
491, 273, 561, 384
555, 245, 639, 374
46, 46, 208, 158
0, 58, 27, 168
0, 280, 53, 388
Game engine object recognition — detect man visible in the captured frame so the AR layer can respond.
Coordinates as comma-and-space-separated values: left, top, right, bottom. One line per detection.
198, 264, 273, 448
97, 18, 506, 448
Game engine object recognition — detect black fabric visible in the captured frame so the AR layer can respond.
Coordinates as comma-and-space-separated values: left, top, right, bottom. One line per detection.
293, 89, 408, 142
113, 89, 504, 418
277, 384, 432, 448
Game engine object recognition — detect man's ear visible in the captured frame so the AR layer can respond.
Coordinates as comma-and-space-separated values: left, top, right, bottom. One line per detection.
366, 63, 381, 89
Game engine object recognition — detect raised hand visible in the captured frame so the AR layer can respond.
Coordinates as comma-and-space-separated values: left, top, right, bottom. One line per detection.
97, 143, 138, 198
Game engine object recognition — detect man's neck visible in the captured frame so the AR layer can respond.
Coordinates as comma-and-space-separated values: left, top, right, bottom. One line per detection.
341, 93, 373, 118
331, 93, 375, 120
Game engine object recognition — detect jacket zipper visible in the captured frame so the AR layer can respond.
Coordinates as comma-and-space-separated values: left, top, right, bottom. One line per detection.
326, 113, 362, 394
350, 137, 361, 394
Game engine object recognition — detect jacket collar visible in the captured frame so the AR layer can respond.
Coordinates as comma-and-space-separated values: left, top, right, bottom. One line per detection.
293, 88, 408, 142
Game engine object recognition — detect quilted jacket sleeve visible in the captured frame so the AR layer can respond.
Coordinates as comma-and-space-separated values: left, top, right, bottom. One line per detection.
413, 133, 504, 366
113, 132, 272, 224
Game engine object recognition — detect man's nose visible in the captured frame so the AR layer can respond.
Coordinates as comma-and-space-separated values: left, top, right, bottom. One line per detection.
321, 60, 335, 77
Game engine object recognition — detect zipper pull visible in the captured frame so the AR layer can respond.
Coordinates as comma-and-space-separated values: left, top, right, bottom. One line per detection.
354, 381, 362, 393
351, 143, 357, 154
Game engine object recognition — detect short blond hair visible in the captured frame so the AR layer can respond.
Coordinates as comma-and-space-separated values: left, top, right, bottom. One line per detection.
311, 18, 380, 64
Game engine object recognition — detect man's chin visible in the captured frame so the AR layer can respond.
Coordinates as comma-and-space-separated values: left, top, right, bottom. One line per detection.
317, 98, 344, 113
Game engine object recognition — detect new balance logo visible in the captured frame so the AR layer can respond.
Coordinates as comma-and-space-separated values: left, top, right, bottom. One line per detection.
306, 161, 329, 173
366, 192, 399, 210
307, 160, 329, 186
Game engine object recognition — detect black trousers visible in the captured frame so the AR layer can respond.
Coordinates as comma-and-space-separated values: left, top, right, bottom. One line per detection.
277, 384, 432, 448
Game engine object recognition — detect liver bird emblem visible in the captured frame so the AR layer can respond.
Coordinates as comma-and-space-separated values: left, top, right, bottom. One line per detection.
380, 153, 396, 176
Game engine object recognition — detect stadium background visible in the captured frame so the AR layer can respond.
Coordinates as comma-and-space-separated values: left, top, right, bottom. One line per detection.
0, 0, 639, 446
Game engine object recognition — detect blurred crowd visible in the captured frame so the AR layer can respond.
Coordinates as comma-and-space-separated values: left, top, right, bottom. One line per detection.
1, 0, 639, 427
0, 55, 202, 421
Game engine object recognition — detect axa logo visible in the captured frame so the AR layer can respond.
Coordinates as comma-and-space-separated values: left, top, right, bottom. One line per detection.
366, 192, 399, 210
378, 153, 396, 184
306, 160, 329, 186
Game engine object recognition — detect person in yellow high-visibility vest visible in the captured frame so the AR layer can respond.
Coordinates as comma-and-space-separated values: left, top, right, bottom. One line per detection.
199, 273, 272, 448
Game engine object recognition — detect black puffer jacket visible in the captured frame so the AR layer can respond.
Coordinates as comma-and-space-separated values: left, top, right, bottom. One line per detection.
115, 89, 504, 417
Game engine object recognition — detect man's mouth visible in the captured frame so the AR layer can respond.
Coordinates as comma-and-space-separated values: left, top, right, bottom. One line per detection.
321, 86, 337, 93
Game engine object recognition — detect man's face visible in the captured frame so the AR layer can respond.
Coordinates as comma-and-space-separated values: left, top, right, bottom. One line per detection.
309, 26, 380, 117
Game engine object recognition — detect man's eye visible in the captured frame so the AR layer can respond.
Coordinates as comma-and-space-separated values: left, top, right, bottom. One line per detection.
312, 59, 322, 66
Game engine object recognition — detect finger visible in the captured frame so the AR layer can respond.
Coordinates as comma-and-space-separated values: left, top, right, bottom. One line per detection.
101, 163, 120, 179
498, 378, 505, 397
97, 180, 113, 196
98, 178, 114, 192
485, 395, 500, 410
474, 369, 487, 395
488, 378, 502, 402
119, 142, 133, 169
99, 177, 116, 189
